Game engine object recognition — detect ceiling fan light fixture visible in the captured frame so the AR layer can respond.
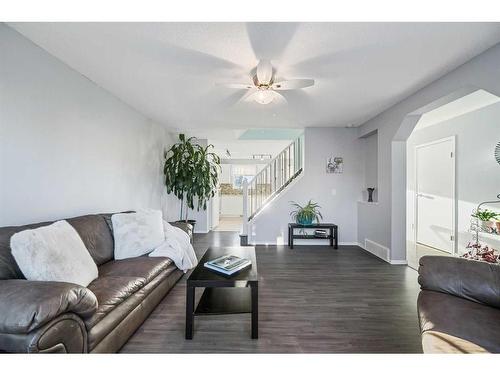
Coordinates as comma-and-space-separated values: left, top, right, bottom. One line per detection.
218, 59, 314, 106
254, 90, 275, 105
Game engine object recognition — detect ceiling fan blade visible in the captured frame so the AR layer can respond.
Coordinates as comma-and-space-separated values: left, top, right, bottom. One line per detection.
273, 91, 287, 104
277, 90, 313, 112
218, 89, 251, 108
217, 82, 254, 89
256, 60, 273, 84
244, 90, 265, 102
272, 79, 315, 90
239, 88, 259, 103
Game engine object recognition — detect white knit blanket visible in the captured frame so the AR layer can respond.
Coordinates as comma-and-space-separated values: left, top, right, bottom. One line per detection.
148, 220, 198, 272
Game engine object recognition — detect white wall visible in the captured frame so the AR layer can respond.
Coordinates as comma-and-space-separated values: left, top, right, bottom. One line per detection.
406, 102, 500, 263
0, 24, 176, 226
249, 127, 363, 245
165, 197, 212, 233
220, 196, 243, 216
357, 42, 500, 262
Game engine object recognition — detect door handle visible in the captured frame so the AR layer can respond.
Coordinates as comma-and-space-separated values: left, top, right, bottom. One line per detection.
417, 193, 435, 199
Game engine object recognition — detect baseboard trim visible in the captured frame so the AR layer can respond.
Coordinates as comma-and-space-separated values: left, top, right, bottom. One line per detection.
195, 229, 210, 234
358, 240, 407, 265
248, 241, 360, 246
389, 260, 408, 265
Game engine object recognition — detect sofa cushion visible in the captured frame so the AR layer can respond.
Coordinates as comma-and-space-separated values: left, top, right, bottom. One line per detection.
111, 210, 165, 260
85, 276, 146, 329
418, 290, 500, 353
67, 215, 114, 266
419, 255, 500, 308
0, 221, 52, 280
10, 220, 98, 287
0, 214, 115, 280
98, 257, 173, 284
87, 265, 182, 351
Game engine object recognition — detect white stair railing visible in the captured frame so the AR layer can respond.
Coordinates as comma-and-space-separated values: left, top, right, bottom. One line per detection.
241, 135, 304, 237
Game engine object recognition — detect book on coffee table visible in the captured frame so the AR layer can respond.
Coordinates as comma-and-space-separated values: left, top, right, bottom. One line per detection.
204, 254, 251, 276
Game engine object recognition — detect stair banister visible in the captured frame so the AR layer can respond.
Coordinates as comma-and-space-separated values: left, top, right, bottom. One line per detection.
241, 135, 304, 233
242, 178, 249, 237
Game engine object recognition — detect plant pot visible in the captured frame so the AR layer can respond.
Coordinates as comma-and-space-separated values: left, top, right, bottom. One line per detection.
297, 218, 313, 225
480, 220, 495, 232
176, 219, 196, 231
496, 221, 500, 233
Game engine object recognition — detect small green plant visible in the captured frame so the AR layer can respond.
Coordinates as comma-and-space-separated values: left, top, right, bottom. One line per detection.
472, 208, 499, 222
290, 200, 323, 225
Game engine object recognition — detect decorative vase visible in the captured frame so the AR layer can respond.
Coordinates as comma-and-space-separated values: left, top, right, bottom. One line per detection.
367, 188, 375, 203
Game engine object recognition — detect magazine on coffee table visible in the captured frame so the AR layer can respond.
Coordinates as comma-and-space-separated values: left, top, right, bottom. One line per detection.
204, 254, 251, 276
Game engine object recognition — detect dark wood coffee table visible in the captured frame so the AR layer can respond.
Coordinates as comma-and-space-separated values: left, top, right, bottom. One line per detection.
185, 246, 258, 339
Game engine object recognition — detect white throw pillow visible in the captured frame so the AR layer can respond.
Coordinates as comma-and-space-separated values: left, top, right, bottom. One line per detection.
10, 220, 98, 287
111, 209, 165, 260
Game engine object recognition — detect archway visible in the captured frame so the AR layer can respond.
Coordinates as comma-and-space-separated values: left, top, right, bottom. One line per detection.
390, 86, 500, 263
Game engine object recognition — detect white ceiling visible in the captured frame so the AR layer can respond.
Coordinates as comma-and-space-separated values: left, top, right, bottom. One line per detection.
9, 22, 500, 132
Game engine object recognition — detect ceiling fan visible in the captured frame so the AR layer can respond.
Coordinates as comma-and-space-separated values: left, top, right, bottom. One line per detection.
218, 60, 315, 105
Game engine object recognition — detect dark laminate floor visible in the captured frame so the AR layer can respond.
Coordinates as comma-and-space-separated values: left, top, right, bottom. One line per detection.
121, 231, 422, 353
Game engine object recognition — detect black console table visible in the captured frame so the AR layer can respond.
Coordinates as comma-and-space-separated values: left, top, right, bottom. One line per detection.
288, 223, 338, 249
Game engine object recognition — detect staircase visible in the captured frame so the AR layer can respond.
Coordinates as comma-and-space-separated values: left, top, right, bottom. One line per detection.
241, 135, 304, 239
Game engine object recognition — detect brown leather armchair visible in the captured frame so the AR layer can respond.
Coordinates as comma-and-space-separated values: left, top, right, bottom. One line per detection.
0, 213, 193, 353
417, 256, 500, 353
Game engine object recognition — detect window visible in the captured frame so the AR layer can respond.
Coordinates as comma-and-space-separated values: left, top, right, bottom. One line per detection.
232, 165, 257, 189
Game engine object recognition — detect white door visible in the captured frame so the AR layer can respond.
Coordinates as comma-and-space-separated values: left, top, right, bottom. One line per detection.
416, 137, 455, 254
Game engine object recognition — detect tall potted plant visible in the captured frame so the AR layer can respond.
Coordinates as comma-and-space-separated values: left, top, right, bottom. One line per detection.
164, 134, 221, 227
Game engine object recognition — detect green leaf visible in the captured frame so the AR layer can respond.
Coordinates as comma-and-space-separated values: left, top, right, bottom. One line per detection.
289, 200, 323, 223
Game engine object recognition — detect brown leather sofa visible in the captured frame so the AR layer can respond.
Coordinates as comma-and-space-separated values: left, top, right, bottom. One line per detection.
0, 213, 192, 353
417, 256, 500, 353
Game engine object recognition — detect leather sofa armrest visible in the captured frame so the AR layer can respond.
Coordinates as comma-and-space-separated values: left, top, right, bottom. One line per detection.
418, 256, 500, 308
169, 221, 193, 243
0, 279, 97, 334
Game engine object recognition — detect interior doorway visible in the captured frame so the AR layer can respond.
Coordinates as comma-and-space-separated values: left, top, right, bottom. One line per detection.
213, 216, 243, 231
